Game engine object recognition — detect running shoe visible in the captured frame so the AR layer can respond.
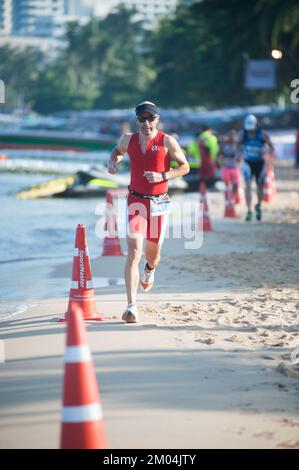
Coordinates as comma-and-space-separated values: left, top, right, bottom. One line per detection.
245, 210, 253, 222
140, 264, 155, 292
122, 304, 139, 323
255, 203, 262, 221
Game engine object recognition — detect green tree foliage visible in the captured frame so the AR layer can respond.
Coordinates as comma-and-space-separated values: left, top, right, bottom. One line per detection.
148, 0, 299, 107
33, 6, 153, 112
0, 1, 298, 112
0, 45, 41, 110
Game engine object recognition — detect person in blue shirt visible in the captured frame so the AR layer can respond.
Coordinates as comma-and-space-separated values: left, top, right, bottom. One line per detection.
238, 114, 274, 221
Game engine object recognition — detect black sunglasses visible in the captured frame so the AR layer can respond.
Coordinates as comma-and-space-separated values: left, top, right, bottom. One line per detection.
137, 114, 158, 123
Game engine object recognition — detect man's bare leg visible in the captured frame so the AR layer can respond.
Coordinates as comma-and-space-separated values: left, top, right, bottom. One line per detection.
145, 240, 161, 268
123, 233, 143, 322
245, 181, 251, 211
255, 182, 263, 221
245, 181, 253, 221
257, 182, 263, 205
140, 240, 162, 291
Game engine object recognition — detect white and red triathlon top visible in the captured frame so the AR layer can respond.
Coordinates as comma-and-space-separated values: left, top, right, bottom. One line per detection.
127, 130, 171, 196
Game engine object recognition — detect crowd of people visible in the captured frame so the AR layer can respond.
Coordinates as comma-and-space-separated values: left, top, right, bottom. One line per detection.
186, 113, 275, 222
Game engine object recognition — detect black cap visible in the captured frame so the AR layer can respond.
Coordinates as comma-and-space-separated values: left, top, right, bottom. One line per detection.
135, 101, 158, 117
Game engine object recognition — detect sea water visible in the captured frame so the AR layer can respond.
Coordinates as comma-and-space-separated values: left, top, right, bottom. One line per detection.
0, 172, 112, 320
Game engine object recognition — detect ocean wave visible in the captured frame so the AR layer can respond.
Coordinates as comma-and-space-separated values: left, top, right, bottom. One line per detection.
0, 301, 35, 321
0, 255, 69, 265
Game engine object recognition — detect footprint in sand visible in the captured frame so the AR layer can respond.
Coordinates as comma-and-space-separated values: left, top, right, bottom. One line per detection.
280, 352, 292, 360
242, 305, 254, 311
253, 431, 274, 440
217, 308, 226, 314
189, 309, 200, 315
261, 353, 277, 361
194, 337, 215, 345
259, 330, 270, 337
278, 333, 288, 339
225, 334, 241, 342
237, 427, 246, 435
175, 337, 183, 342
260, 314, 269, 320
276, 440, 299, 449
274, 418, 299, 428
265, 341, 285, 348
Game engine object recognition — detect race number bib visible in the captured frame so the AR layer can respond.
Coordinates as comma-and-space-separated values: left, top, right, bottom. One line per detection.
150, 194, 172, 217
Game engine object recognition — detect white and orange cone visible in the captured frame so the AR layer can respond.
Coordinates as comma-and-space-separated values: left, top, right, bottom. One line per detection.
262, 165, 273, 202
102, 190, 124, 256
263, 163, 276, 202
199, 182, 213, 232
58, 224, 104, 322
269, 164, 276, 197
235, 169, 244, 205
60, 305, 108, 449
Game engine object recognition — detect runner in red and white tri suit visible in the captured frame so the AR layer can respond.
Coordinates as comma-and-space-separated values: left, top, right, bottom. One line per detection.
108, 101, 189, 323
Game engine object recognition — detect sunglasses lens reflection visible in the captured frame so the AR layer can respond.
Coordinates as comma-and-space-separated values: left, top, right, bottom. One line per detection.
138, 115, 157, 123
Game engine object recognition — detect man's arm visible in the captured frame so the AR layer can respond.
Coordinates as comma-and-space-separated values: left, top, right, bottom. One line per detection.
262, 131, 275, 154
164, 134, 190, 180
107, 134, 131, 174
237, 130, 244, 160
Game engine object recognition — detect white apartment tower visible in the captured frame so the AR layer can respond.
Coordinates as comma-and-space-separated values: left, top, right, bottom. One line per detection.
94, 0, 179, 28
0, 0, 13, 35
12, 0, 64, 37
0, 0, 181, 38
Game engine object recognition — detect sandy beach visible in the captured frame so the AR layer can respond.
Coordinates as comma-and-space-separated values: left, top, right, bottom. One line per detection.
1, 160, 299, 449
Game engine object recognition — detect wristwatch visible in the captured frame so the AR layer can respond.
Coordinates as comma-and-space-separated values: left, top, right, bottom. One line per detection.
161, 171, 167, 181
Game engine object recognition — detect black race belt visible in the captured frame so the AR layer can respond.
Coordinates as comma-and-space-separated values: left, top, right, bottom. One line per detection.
128, 188, 168, 201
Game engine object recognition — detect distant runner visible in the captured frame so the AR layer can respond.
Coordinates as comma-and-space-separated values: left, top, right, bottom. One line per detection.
238, 114, 274, 221
198, 126, 219, 187
219, 129, 241, 199
108, 101, 189, 323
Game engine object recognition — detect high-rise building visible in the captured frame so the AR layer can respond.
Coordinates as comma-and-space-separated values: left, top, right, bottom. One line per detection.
0, 0, 92, 55
64, 0, 93, 17
1, 0, 92, 38
12, 0, 64, 37
94, 0, 179, 29
0, 0, 182, 39
0, 0, 13, 35
61, 0, 93, 29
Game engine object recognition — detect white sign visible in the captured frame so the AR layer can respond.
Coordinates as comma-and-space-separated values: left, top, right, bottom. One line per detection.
290, 79, 299, 104
245, 60, 276, 89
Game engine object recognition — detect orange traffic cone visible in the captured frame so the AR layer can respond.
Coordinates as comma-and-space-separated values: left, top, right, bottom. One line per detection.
235, 170, 244, 205
270, 164, 277, 197
263, 165, 273, 202
60, 305, 108, 449
266, 163, 276, 198
199, 182, 213, 232
224, 185, 237, 218
58, 224, 104, 322
235, 189, 241, 205
102, 190, 124, 256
